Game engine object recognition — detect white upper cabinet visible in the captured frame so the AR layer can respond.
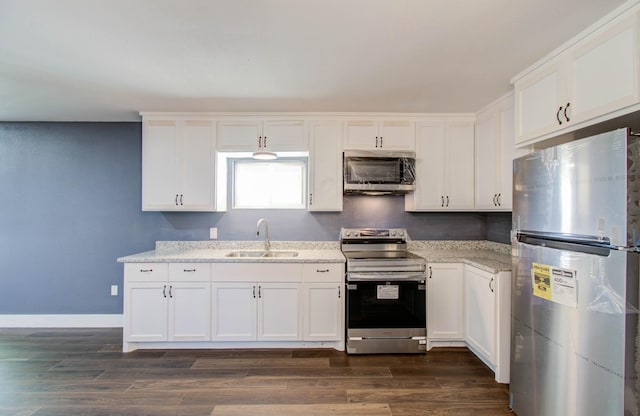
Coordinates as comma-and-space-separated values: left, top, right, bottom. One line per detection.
308, 120, 343, 211
142, 118, 215, 211
475, 94, 515, 211
406, 117, 474, 211
343, 119, 415, 150
216, 119, 308, 151
513, 5, 640, 145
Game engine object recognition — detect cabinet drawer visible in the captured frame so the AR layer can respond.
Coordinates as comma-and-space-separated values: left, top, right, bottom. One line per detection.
124, 263, 169, 282
169, 263, 211, 282
302, 263, 344, 282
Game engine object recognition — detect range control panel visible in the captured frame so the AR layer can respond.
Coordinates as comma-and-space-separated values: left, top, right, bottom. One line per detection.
340, 228, 407, 240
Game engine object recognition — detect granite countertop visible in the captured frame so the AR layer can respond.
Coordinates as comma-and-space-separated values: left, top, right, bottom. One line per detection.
117, 241, 345, 264
409, 240, 512, 273
118, 240, 512, 272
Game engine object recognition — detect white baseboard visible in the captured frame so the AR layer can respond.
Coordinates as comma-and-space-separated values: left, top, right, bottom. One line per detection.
0, 314, 123, 328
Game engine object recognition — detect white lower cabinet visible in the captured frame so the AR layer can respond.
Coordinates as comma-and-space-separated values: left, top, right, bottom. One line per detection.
211, 263, 303, 342
302, 263, 344, 341
463, 265, 511, 383
123, 261, 345, 351
211, 282, 301, 341
124, 263, 211, 343
426, 262, 511, 383
426, 263, 464, 343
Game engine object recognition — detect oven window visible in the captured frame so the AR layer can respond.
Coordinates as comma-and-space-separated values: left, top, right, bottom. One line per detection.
347, 281, 426, 328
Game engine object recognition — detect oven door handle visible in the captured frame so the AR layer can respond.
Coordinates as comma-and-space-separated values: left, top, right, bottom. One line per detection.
347, 272, 426, 281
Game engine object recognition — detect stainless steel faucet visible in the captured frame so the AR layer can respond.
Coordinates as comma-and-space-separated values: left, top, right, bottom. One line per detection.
256, 218, 271, 252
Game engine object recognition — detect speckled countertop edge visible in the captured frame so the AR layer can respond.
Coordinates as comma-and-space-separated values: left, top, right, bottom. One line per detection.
118, 240, 511, 272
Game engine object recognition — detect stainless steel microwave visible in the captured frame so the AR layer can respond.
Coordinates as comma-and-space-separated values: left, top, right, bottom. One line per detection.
343, 150, 416, 195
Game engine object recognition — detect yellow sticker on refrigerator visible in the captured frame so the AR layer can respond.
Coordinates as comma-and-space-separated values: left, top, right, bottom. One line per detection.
532, 262, 577, 308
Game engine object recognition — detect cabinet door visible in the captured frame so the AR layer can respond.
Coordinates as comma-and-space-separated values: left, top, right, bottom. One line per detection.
445, 120, 475, 210
568, 14, 639, 125
216, 120, 262, 150
474, 110, 500, 210
343, 119, 379, 150
499, 101, 515, 210
464, 266, 496, 364
379, 120, 415, 150
308, 120, 343, 211
211, 282, 257, 341
168, 282, 211, 342
142, 119, 180, 210
406, 120, 446, 210
303, 283, 343, 341
258, 283, 301, 341
180, 120, 215, 211
124, 282, 168, 342
262, 120, 308, 151
514, 61, 565, 144
427, 264, 463, 340
475, 94, 515, 211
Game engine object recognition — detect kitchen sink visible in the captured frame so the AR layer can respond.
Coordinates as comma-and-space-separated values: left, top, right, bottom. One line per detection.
225, 250, 299, 258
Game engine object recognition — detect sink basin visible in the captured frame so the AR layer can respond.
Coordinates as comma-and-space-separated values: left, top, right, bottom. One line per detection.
225, 250, 299, 258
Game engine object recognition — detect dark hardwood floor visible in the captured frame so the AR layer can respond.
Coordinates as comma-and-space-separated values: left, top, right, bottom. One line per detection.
0, 328, 511, 415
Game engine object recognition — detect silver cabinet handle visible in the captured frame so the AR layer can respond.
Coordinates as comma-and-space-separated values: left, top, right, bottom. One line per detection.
380, 137, 383, 147
163, 285, 167, 298
253, 285, 256, 298
258, 136, 262, 148
140, 269, 153, 273
263, 136, 267, 148
175, 194, 179, 206
338, 285, 341, 298
258, 286, 262, 299
489, 277, 494, 293
317, 269, 330, 273
179, 194, 183, 206
441, 196, 444, 207
493, 194, 497, 206
169, 285, 173, 298
309, 193, 313, 205
428, 266, 432, 279
183, 269, 196, 272
564, 102, 571, 122
446, 196, 449, 207
375, 136, 379, 148
497, 193, 501, 207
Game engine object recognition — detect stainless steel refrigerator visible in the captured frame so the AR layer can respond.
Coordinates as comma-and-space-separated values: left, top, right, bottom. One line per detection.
510, 128, 640, 416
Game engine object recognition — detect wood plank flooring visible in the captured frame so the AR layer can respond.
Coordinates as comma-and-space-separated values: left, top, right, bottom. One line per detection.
0, 328, 511, 415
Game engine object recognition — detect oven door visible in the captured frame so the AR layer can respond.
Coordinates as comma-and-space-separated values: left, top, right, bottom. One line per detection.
346, 274, 426, 330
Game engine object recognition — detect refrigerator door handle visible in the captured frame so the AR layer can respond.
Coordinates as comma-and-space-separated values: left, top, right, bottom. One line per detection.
516, 230, 614, 256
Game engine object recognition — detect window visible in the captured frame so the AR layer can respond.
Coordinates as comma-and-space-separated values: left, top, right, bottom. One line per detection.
232, 158, 307, 209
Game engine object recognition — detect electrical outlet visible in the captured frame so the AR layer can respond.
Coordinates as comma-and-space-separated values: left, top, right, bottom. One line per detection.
111, 285, 118, 296
209, 228, 218, 239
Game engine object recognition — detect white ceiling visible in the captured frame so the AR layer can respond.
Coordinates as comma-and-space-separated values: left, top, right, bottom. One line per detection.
0, 0, 631, 121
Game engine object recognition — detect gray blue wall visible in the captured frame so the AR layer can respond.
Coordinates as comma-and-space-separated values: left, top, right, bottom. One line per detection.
0, 122, 511, 314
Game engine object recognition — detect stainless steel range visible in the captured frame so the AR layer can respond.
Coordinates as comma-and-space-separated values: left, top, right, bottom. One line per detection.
340, 227, 427, 354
